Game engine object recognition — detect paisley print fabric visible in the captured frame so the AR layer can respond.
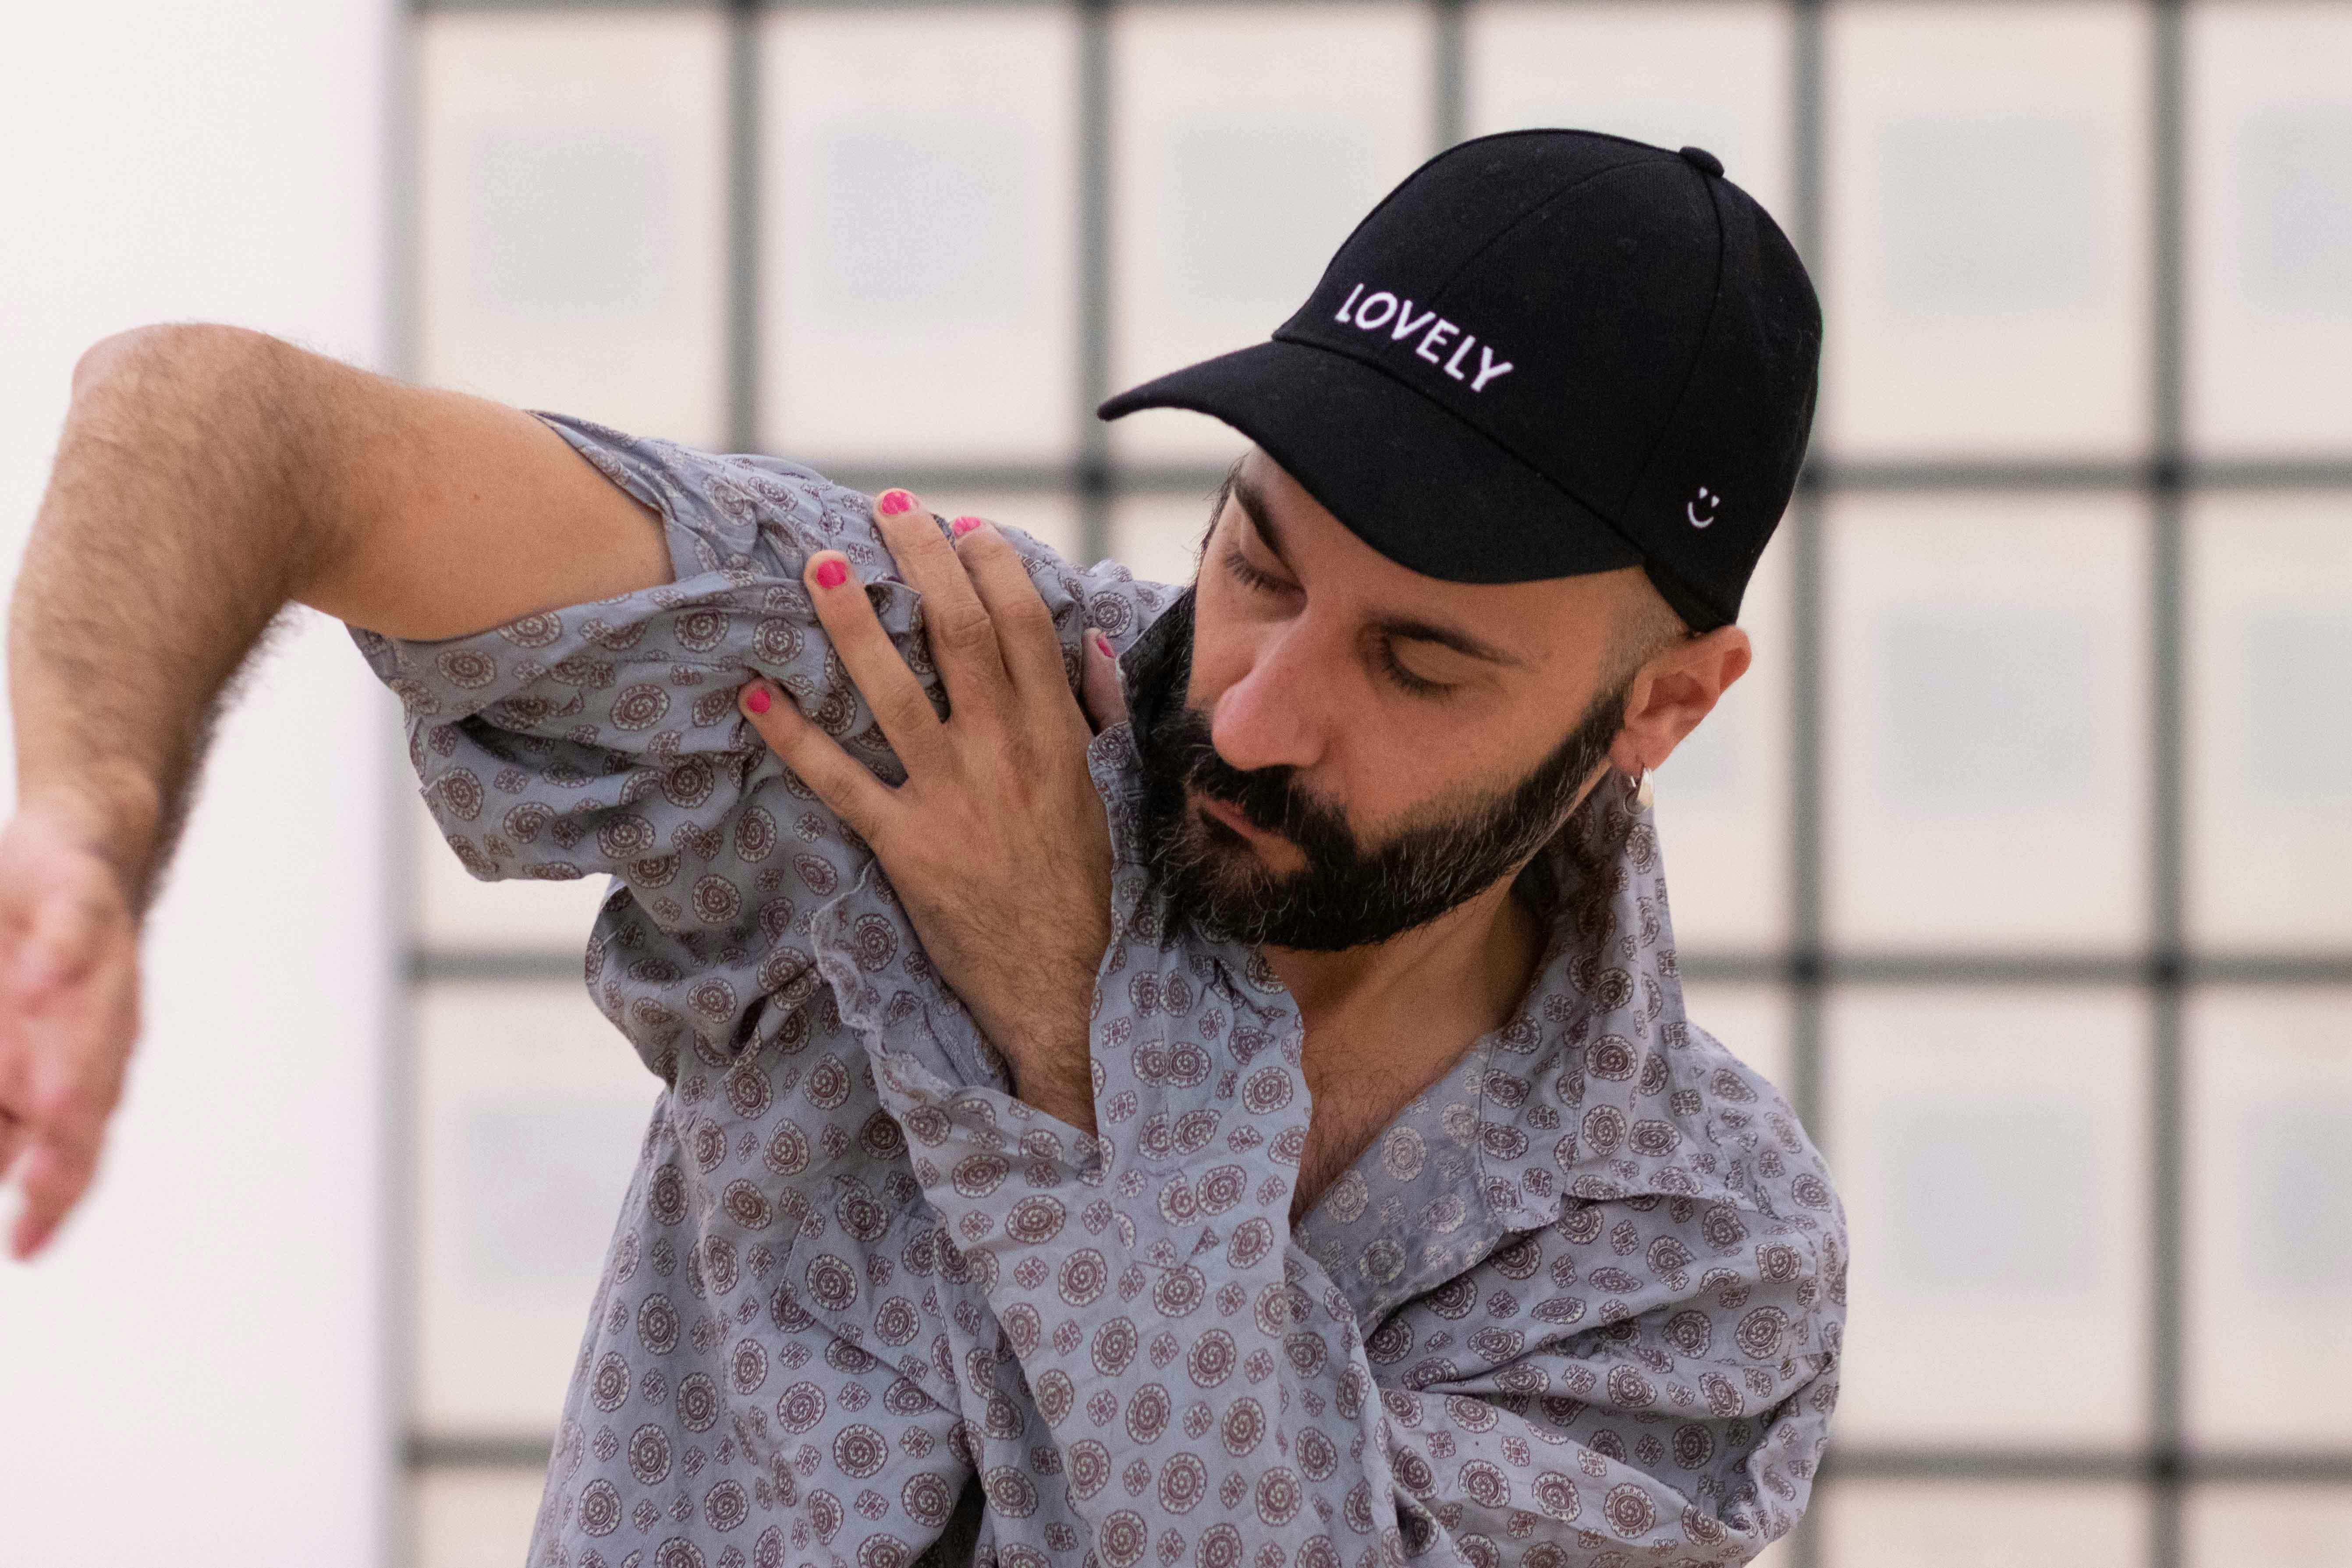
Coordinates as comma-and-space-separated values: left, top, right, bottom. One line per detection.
352, 413, 1847, 1568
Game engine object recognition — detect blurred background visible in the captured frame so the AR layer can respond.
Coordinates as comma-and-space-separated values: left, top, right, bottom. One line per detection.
2, 1, 2348, 1565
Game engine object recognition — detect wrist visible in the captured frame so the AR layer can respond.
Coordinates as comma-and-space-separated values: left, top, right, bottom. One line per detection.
11, 773, 163, 908
1015, 1080, 1096, 1139
1002, 1007, 1096, 1136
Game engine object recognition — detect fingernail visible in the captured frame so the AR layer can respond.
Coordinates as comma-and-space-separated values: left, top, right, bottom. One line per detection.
814, 559, 848, 590
951, 515, 984, 538
745, 685, 772, 715
877, 490, 915, 517
1091, 629, 1112, 657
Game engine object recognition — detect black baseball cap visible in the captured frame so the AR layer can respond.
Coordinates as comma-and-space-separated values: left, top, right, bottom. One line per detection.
1098, 129, 1821, 631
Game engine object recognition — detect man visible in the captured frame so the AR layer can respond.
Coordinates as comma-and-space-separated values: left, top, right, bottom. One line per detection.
2, 130, 1841, 1565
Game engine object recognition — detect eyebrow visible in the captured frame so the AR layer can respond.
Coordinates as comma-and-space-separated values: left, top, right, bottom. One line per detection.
1227, 471, 1527, 669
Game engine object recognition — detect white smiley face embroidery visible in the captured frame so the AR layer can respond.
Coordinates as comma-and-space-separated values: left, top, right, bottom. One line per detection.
1687, 486, 1722, 529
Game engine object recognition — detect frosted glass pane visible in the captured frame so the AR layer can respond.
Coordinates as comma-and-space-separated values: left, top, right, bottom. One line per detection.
1466, 0, 1794, 219
1824, 493, 2149, 952
2187, 1485, 2352, 1568
2186, 493, 2352, 950
2187, 4, 2352, 456
413, 793, 614, 954
1827, 988, 2150, 1445
761, 11, 1079, 463
1110, 490, 1220, 592
2187, 989, 2352, 1447
1680, 982, 1795, 1108
1653, 529, 1792, 951
414, 982, 659, 1437
1109, 6, 1433, 461
419, 13, 727, 445
1821, 1481, 2148, 1568
414, 1468, 546, 1568
1823, 2, 2152, 459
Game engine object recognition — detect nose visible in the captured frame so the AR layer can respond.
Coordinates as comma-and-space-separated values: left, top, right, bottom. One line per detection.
1207, 620, 1330, 777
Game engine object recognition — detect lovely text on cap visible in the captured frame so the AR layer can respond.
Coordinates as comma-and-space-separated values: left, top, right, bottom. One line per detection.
1333, 283, 1515, 393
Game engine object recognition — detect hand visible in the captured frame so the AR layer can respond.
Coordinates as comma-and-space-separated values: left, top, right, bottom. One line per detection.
0, 798, 142, 1261
737, 494, 1127, 1135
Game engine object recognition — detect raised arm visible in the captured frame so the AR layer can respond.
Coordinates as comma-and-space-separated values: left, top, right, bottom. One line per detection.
0, 325, 668, 1258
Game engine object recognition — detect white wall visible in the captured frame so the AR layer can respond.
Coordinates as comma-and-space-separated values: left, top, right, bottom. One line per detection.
0, 4, 398, 1564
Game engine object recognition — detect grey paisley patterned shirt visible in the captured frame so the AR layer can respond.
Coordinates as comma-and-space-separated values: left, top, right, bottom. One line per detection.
352, 415, 1847, 1568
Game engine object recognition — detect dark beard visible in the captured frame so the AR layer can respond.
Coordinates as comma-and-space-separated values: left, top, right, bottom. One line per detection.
1125, 589, 1628, 953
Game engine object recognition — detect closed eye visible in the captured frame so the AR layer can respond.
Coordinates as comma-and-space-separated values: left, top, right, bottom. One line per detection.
1378, 642, 1456, 699
1224, 540, 1458, 700
1220, 539, 1294, 597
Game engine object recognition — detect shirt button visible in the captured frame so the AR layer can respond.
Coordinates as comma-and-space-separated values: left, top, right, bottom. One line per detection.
1678, 145, 1725, 178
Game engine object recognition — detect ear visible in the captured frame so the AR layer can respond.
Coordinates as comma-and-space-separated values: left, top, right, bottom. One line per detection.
1607, 625, 1752, 777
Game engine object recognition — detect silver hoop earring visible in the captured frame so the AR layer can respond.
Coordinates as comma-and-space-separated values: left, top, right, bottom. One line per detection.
1629, 767, 1654, 810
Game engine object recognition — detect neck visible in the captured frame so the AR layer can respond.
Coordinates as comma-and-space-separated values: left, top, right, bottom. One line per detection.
1257, 858, 1560, 1231
1263, 865, 1547, 1045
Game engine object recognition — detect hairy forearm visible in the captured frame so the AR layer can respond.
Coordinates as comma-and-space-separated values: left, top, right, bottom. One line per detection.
9, 325, 346, 912
1005, 1008, 1098, 1137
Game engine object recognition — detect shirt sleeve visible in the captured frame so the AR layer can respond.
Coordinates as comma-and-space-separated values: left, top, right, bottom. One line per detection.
348, 412, 1175, 1087
844, 761, 1843, 1566
355, 416, 1199, 1565
1362, 1192, 1843, 1564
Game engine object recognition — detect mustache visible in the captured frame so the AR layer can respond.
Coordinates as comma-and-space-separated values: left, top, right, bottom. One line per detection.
1155, 702, 1348, 850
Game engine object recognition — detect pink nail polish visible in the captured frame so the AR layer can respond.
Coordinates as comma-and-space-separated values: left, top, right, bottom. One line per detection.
1092, 630, 1112, 656
745, 685, 771, 715
951, 515, 983, 537
877, 490, 914, 517
815, 560, 848, 590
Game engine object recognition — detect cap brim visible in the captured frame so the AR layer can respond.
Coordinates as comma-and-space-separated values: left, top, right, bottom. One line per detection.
1098, 339, 1643, 587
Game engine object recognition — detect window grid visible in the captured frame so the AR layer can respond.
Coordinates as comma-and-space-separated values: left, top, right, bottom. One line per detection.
396, 4, 2352, 1566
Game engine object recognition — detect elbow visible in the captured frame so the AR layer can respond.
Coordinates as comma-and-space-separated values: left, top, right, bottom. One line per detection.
71, 322, 283, 401
71, 324, 191, 395
59, 323, 330, 578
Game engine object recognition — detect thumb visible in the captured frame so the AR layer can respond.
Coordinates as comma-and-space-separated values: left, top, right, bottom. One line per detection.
1080, 628, 1128, 733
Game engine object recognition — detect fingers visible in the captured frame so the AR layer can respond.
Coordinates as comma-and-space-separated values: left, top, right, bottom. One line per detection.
948, 517, 1077, 703
0, 1113, 26, 1244
869, 490, 1012, 715
0, 1144, 27, 1259
1, 1020, 130, 1260
9, 1122, 103, 1260
0, 838, 138, 1261
737, 680, 898, 844
802, 540, 953, 772
6, 947, 133, 1262
1081, 628, 1129, 733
